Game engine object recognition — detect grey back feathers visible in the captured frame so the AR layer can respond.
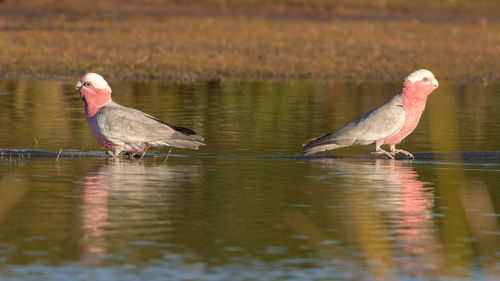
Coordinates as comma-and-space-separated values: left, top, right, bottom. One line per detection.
95, 102, 205, 150
302, 94, 405, 155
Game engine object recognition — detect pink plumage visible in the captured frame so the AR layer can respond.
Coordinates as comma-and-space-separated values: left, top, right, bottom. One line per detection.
302, 69, 439, 159
76, 73, 205, 157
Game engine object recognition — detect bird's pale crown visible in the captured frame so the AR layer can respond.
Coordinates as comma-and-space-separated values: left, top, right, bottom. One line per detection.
404, 69, 438, 87
76, 73, 112, 92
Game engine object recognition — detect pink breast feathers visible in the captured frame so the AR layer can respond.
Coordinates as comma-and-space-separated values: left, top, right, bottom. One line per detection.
381, 79, 434, 146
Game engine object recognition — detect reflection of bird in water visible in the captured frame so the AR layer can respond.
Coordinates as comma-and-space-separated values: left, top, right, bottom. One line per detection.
79, 159, 202, 265
307, 159, 437, 280
0, 172, 27, 225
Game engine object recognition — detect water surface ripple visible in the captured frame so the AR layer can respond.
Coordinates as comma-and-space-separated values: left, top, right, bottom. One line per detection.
1, 80, 499, 280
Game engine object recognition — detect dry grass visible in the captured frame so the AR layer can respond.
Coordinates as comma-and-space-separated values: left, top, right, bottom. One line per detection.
0, 1, 499, 82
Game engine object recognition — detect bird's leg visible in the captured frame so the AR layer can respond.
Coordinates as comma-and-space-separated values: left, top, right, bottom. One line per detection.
371, 141, 394, 160
125, 152, 137, 159
114, 149, 125, 159
106, 150, 118, 157
389, 144, 414, 160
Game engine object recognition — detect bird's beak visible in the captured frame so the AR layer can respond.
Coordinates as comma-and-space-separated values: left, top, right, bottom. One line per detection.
433, 78, 439, 89
75, 80, 82, 90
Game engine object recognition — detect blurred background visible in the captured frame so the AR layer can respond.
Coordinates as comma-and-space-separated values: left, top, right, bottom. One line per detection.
0, 0, 498, 82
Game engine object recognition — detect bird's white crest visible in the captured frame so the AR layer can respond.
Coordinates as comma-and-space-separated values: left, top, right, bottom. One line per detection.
404, 69, 435, 83
77, 73, 112, 92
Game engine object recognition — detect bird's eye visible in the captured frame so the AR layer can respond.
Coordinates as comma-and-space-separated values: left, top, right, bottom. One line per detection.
422, 77, 430, 82
83, 81, 92, 87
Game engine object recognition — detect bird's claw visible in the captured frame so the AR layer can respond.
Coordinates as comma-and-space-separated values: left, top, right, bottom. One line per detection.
125, 152, 138, 159
391, 149, 414, 160
371, 150, 394, 160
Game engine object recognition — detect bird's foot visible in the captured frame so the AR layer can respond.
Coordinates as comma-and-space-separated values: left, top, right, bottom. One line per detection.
125, 152, 140, 159
391, 148, 414, 160
371, 149, 394, 160
106, 150, 119, 157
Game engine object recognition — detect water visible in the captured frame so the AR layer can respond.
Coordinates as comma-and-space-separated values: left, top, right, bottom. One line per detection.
1, 79, 500, 280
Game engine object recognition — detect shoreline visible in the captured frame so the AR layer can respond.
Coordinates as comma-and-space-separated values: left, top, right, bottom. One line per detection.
0, 73, 496, 84
1, 2, 499, 83
2, 149, 499, 162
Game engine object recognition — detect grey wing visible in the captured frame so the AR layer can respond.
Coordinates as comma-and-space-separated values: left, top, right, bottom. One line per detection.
302, 96, 405, 154
95, 104, 204, 149
349, 102, 406, 145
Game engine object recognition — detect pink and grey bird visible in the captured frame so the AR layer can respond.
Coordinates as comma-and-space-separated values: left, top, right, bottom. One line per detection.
302, 69, 438, 159
76, 73, 205, 157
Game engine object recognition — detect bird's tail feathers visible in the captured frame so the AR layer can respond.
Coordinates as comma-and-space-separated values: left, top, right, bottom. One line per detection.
167, 139, 206, 150
302, 137, 319, 147
301, 143, 344, 156
171, 130, 205, 142
172, 125, 198, 136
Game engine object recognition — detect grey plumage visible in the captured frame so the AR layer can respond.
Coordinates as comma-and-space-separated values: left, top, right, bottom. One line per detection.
302, 94, 406, 155
94, 101, 205, 153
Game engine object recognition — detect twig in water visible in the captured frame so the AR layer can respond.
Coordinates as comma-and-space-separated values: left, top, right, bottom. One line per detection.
56, 148, 63, 163
33, 137, 39, 148
139, 147, 150, 161
139, 151, 146, 161
163, 148, 172, 165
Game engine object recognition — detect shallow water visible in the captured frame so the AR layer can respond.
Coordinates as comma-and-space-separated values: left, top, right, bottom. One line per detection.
1, 79, 500, 280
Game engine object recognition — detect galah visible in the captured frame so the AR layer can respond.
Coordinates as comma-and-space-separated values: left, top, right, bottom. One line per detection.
76, 73, 205, 157
302, 69, 438, 159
